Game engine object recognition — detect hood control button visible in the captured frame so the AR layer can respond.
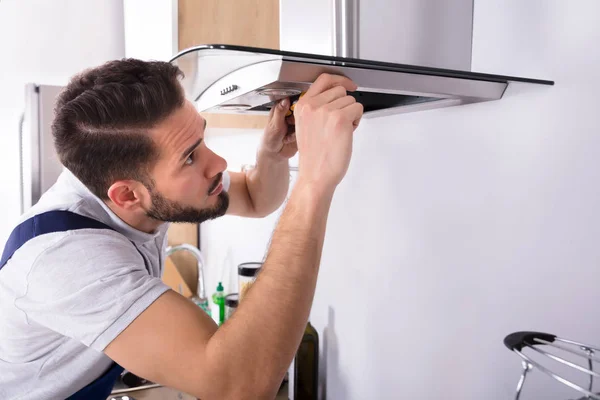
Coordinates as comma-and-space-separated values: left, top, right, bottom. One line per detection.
220, 85, 239, 95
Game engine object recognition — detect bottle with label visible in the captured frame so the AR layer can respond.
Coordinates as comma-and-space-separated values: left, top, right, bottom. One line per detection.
289, 321, 319, 400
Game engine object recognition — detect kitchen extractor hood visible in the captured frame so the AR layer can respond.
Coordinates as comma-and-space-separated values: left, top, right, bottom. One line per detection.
170, 44, 554, 119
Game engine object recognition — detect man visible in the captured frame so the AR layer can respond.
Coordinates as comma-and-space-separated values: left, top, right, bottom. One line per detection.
0, 59, 363, 399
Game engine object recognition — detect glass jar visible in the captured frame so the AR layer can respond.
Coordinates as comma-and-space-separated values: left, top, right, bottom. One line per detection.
238, 262, 262, 302
225, 293, 239, 320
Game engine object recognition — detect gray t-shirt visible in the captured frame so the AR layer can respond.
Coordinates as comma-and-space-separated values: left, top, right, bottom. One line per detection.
0, 169, 172, 400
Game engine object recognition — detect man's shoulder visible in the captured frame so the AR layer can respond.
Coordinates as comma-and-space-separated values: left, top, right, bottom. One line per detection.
32, 226, 138, 262
1, 219, 144, 303
4, 225, 137, 281
12, 228, 143, 299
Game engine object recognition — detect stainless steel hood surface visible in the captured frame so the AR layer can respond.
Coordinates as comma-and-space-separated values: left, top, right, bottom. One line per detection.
170, 44, 554, 118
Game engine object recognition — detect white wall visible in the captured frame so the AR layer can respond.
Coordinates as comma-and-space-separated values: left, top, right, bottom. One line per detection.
123, 0, 178, 61
203, 1, 600, 399
312, 1, 600, 399
0, 0, 125, 243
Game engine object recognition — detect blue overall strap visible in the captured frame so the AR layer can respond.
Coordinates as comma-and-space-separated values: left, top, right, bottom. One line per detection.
0, 210, 116, 269
0, 209, 125, 399
66, 363, 125, 400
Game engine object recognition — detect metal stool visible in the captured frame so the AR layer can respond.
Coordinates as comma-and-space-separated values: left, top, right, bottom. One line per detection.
504, 331, 600, 400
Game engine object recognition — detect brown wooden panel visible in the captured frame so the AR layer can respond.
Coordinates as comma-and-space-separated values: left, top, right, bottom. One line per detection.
166, 222, 199, 294
203, 113, 269, 130
162, 257, 194, 298
178, 0, 280, 51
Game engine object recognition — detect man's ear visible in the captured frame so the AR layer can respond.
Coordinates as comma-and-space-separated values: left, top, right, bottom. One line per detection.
107, 180, 150, 211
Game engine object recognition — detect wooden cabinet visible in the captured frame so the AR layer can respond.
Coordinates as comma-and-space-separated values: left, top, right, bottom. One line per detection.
165, 223, 200, 296
178, 0, 279, 50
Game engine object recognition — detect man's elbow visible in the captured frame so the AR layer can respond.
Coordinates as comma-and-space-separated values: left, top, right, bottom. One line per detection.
250, 198, 285, 218
246, 178, 289, 218
252, 205, 278, 218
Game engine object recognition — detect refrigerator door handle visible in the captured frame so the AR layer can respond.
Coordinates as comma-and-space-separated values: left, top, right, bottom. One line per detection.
21, 83, 41, 213
18, 111, 25, 215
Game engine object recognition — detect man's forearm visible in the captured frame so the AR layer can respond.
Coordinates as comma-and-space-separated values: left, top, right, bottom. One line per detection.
245, 149, 290, 216
204, 180, 333, 399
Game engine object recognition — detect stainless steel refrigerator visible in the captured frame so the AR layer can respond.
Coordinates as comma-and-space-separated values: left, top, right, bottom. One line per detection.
20, 83, 64, 213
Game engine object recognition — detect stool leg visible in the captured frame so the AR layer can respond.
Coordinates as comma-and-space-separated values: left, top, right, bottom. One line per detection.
515, 361, 533, 400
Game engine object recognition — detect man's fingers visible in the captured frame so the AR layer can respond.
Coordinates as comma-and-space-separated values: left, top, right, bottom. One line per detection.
324, 94, 356, 111
312, 86, 348, 108
283, 133, 296, 144
271, 98, 290, 121
265, 98, 290, 138
304, 73, 357, 98
342, 102, 364, 128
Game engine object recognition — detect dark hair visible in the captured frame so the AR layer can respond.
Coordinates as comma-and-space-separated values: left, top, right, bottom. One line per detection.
52, 58, 185, 199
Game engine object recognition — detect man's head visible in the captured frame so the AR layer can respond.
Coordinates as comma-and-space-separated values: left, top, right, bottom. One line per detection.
52, 59, 229, 228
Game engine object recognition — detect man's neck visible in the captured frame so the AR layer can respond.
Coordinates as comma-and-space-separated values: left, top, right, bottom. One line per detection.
105, 201, 163, 234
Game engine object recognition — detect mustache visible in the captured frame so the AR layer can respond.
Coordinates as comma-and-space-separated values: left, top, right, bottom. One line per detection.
207, 172, 223, 195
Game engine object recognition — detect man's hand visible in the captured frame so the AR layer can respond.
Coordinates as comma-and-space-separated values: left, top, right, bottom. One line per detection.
225, 97, 300, 218
259, 98, 298, 160
293, 73, 363, 192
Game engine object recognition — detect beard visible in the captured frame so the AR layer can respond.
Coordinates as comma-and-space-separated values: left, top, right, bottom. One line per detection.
145, 177, 229, 223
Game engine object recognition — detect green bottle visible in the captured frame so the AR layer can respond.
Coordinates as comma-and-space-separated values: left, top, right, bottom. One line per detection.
212, 282, 225, 326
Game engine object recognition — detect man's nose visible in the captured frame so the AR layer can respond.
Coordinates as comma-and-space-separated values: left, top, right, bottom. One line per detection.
204, 148, 228, 179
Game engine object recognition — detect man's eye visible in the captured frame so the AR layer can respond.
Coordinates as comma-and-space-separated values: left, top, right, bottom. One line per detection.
184, 153, 194, 165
